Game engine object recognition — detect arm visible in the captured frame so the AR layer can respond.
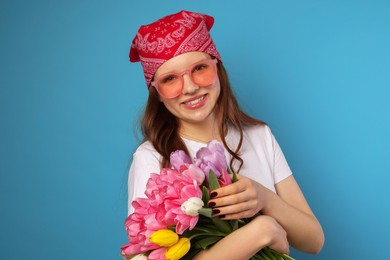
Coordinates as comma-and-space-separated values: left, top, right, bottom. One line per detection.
127, 143, 161, 214
193, 214, 289, 260
208, 175, 324, 254
203, 125, 324, 254
265, 175, 324, 253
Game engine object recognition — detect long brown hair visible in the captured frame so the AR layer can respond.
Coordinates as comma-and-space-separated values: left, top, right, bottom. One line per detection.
140, 61, 264, 172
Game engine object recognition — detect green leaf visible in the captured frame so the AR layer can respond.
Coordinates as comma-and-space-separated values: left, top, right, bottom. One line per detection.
229, 219, 239, 231
202, 186, 210, 205
208, 170, 221, 191
167, 225, 176, 232
181, 248, 202, 260
232, 170, 238, 182
195, 236, 222, 249
227, 167, 238, 183
188, 232, 215, 240
186, 229, 228, 240
211, 216, 232, 234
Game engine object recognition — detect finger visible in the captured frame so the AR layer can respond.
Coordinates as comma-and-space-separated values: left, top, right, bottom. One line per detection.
213, 202, 251, 215
211, 178, 248, 198
213, 200, 257, 216
209, 190, 248, 207
217, 209, 257, 220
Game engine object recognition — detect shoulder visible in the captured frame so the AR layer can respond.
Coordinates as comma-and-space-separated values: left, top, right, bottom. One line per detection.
133, 140, 162, 162
242, 124, 275, 144
227, 123, 274, 148
239, 124, 283, 160
243, 123, 271, 135
226, 123, 277, 160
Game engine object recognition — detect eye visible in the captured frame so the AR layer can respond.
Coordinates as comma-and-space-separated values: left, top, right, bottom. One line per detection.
160, 74, 177, 84
193, 63, 209, 72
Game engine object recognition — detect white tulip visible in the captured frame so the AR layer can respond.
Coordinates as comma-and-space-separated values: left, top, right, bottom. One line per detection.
181, 197, 204, 216
131, 254, 147, 260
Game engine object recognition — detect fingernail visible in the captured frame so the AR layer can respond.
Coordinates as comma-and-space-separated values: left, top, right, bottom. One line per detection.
212, 209, 220, 215
208, 202, 216, 207
210, 192, 218, 198
218, 214, 226, 219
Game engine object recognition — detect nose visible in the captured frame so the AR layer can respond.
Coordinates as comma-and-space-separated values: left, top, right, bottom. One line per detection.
182, 74, 199, 95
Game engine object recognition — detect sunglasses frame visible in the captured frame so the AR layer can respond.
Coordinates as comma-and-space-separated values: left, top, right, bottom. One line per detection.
150, 59, 218, 99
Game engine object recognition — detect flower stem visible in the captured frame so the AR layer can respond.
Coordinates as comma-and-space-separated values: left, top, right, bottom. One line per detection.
198, 208, 212, 218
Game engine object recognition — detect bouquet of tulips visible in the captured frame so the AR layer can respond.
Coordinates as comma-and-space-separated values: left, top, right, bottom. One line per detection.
121, 141, 294, 260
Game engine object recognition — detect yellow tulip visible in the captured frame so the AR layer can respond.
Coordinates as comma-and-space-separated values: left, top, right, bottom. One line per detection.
165, 238, 191, 260
149, 229, 179, 247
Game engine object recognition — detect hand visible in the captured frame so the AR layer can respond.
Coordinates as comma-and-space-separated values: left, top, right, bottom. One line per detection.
208, 175, 269, 219
192, 215, 289, 260
252, 215, 290, 254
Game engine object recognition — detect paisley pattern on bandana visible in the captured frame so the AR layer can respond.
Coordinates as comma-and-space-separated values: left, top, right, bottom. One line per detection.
130, 10, 222, 87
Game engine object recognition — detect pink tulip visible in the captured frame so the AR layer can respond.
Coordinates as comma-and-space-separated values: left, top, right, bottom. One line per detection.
121, 242, 133, 256
164, 183, 203, 234
124, 198, 168, 255
218, 168, 233, 187
121, 238, 159, 256
148, 248, 167, 260
145, 173, 169, 204
181, 164, 206, 185
123, 142, 231, 257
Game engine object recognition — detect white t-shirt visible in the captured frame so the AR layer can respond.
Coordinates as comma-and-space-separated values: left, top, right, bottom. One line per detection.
127, 124, 292, 214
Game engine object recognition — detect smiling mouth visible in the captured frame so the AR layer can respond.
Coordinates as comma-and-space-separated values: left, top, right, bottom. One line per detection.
183, 94, 206, 105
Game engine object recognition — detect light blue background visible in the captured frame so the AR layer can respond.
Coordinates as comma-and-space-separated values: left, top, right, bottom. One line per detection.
1, 0, 389, 259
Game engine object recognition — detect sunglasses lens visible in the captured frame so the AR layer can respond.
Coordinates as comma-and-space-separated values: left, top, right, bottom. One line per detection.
191, 61, 217, 86
157, 75, 182, 98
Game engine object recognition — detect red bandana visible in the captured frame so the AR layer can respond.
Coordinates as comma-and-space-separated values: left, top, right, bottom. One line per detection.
129, 10, 222, 88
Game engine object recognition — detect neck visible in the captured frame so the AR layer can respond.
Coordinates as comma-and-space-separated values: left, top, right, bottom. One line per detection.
179, 117, 221, 143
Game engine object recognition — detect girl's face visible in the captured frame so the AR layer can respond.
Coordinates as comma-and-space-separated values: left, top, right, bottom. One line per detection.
153, 52, 221, 127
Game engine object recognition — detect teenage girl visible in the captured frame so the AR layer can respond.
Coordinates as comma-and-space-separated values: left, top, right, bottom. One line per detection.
128, 10, 324, 259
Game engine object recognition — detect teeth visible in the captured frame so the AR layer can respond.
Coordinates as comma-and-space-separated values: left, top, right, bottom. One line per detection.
185, 95, 205, 105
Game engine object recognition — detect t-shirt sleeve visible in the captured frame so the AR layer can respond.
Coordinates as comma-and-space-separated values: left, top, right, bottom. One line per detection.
127, 143, 161, 215
264, 125, 293, 184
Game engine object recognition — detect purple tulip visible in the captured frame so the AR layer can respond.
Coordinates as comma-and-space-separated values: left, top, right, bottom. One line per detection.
170, 150, 192, 171
194, 140, 227, 179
